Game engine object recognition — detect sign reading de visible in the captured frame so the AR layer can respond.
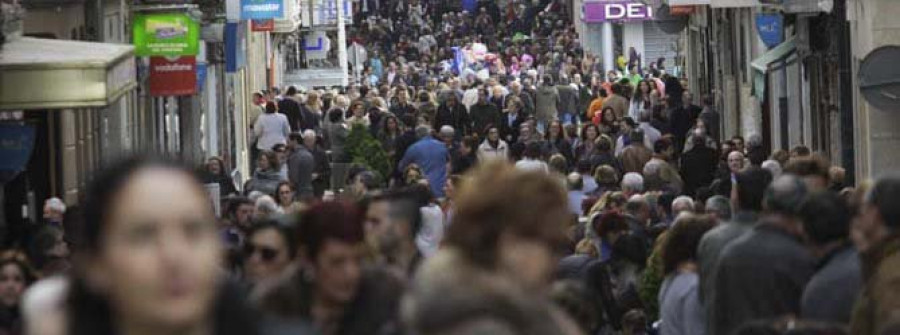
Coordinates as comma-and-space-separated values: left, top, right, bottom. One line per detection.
133, 13, 199, 56
584, 1, 654, 23
149, 56, 197, 97
241, 0, 284, 20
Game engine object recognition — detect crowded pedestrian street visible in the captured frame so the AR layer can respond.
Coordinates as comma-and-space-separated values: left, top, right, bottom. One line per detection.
2, 0, 900, 334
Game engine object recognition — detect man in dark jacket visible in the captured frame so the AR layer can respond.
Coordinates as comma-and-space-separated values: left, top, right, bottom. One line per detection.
389, 89, 418, 121
710, 175, 815, 335
556, 76, 578, 125
433, 94, 471, 137
679, 135, 719, 197
278, 86, 304, 131
697, 167, 771, 328
507, 81, 535, 117
799, 192, 861, 324
469, 89, 501, 138
669, 91, 702, 152
287, 133, 315, 199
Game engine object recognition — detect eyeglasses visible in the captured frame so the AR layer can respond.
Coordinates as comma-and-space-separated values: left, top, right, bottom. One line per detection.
244, 243, 280, 263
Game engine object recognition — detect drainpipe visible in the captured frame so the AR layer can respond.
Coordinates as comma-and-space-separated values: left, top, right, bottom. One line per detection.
835, 0, 855, 185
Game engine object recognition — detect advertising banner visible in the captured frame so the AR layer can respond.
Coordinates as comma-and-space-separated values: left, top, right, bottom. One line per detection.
133, 13, 200, 56
149, 56, 197, 96
241, 0, 285, 20
251, 19, 275, 31
225, 22, 248, 73
584, 1, 654, 23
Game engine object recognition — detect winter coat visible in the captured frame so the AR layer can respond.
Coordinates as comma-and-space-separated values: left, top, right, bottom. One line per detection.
278, 98, 304, 132
850, 234, 900, 335
477, 140, 509, 162
602, 94, 629, 120
535, 85, 560, 123
801, 244, 862, 323
403, 249, 582, 335
433, 103, 471, 136
620, 145, 653, 174
556, 84, 578, 117
246, 169, 285, 196
469, 103, 502, 137
679, 146, 719, 197
710, 222, 815, 335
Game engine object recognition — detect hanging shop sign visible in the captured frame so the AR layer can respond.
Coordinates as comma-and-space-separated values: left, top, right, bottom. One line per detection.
755, 13, 784, 49
149, 56, 197, 96
584, 1, 654, 23
0, 124, 35, 184
240, 0, 285, 20
251, 19, 275, 31
133, 13, 200, 56
225, 22, 248, 73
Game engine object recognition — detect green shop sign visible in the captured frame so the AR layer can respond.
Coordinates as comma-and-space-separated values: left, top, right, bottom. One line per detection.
133, 13, 199, 56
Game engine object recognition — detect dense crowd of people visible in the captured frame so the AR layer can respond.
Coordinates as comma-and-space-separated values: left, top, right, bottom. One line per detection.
3, 1, 900, 335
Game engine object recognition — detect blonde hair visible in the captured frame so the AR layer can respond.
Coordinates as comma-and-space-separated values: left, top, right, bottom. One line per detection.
306, 92, 322, 111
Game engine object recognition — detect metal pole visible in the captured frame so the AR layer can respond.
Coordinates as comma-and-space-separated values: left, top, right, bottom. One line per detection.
602, 22, 614, 73
336, 0, 348, 87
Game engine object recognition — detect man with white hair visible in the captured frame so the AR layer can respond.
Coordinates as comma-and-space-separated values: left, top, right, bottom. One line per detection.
761, 160, 782, 178
621, 172, 645, 198
671, 196, 695, 219
43, 198, 66, 225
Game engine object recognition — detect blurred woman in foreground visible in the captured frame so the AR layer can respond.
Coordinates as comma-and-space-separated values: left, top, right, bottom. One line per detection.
403, 161, 582, 335
22, 157, 259, 335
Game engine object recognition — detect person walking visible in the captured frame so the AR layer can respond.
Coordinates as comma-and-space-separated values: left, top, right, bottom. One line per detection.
710, 175, 815, 335
399, 126, 450, 198
535, 76, 560, 133
286, 132, 315, 199
253, 101, 291, 157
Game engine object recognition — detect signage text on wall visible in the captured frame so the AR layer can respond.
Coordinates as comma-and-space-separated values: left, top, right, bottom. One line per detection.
133, 13, 200, 56
584, 1, 654, 23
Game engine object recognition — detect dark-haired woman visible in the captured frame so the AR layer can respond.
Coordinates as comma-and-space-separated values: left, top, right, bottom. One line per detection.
23, 157, 262, 335
245, 151, 285, 197
377, 115, 402, 162
0, 251, 35, 335
658, 215, 716, 335
542, 120, 575, 164
200, 157, 238, 198
573, 124, 600, 162
242, 220, 296, 287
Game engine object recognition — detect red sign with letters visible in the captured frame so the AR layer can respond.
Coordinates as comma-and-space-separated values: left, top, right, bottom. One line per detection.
251, 19, 275, 32
149, 56, 197, 97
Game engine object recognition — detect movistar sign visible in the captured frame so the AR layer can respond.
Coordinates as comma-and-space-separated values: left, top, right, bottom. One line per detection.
240, 0, 284, 20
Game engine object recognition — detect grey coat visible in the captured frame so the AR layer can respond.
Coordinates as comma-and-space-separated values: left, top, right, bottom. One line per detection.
801, 245, 862, 323
287, 147, 315, 198
535, 85, 560, 123
710, 222, 816, 335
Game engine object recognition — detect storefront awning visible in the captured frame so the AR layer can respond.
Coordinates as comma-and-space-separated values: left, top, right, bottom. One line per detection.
0, 37, 136, 110
752, 37, 796, 97
711, 0, 761, 7
667, 0, 711, 5
751, 37, 796, 73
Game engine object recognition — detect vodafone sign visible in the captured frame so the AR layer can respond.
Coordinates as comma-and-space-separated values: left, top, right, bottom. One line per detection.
149, 56, 197, 97
584, 1, 654, 23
